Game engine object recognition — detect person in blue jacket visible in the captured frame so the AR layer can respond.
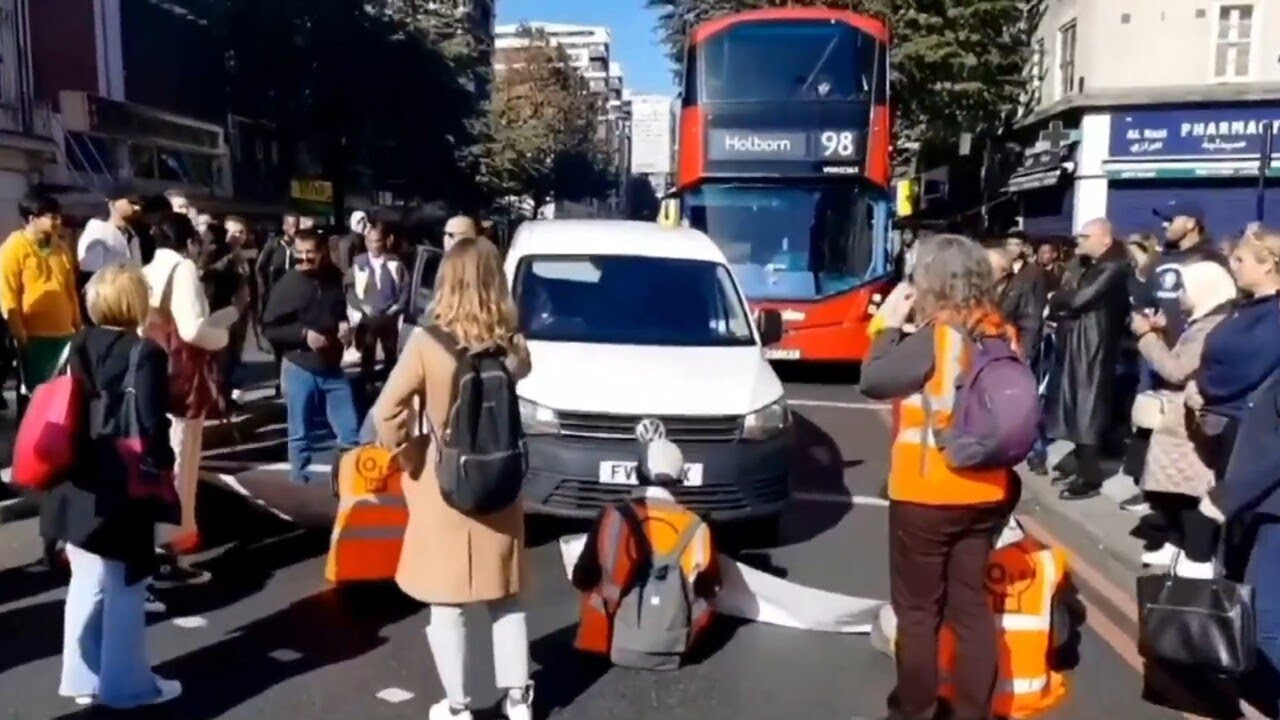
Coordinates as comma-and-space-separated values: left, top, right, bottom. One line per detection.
1195, 228, 1280, 717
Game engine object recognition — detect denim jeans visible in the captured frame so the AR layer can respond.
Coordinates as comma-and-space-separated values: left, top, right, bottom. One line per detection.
60, 545, 163, 708
1246, 518, 1280, 715
283, 359, 360, 484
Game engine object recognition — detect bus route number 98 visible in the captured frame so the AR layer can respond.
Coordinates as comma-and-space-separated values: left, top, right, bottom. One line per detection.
820, 131, 857, 158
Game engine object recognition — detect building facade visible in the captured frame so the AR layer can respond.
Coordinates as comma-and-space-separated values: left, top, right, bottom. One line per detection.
629, 93, 675, 193
1008, 0, 1280, 238
0, 0, 59, 231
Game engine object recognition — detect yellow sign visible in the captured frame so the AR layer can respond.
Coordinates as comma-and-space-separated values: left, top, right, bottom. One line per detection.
895, 179, 916, 218
290, 179, 333, 204
657, 197, 681, 227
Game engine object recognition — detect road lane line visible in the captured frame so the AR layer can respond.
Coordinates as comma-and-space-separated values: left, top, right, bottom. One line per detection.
787, 399, 889, 410
1019, 514, 1140, 619
792, 491, 889, 507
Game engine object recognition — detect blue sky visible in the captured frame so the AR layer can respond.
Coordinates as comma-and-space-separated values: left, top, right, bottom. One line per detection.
497, 0, 677, 95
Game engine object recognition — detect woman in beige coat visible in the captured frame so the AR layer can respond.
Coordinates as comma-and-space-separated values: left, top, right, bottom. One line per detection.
372, 236, 532, 720
1131, 260, 1238, 579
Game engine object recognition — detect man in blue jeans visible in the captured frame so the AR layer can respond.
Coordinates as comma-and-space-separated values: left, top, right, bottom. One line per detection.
261, 231, 359, 484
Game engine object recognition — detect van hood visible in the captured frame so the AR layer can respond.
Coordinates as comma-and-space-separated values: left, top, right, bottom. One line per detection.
519, 341, 784, 416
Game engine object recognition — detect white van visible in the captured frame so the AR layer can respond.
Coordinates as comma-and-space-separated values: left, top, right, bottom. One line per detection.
505, 219, 793, 526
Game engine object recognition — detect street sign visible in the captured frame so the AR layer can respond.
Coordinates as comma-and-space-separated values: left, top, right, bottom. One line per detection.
290, 179, 333, 204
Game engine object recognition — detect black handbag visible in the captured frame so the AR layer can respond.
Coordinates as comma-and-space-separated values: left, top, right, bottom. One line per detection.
1136, 551, 1256, 675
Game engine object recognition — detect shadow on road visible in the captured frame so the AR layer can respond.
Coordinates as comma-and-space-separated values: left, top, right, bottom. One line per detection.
0, 559, 67, 607
52, 585, 420, 720
0, 597, 64, 675
530, 623, 611, 716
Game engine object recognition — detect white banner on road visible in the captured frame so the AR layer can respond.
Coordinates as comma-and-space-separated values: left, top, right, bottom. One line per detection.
558, 534, 886, 634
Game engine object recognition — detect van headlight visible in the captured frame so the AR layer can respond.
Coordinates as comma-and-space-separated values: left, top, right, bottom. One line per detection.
742, 399, 791, 440
518, 398, 560, 435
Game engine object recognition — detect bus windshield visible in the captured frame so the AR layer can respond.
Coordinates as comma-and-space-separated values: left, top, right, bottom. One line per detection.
682, 182, 885, 301
692, 20, 883, 103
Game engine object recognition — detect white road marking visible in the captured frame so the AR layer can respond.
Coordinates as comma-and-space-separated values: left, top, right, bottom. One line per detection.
787, 399, 889, 410
268, 649, 303, 662
792, 491, 889, 507
199, 471, 296, 522
172, 616, 208, 629
375, 688, 415, 704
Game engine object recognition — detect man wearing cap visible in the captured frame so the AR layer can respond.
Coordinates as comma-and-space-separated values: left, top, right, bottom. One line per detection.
1137, 199, 1230, 354
77, 186, 143, 274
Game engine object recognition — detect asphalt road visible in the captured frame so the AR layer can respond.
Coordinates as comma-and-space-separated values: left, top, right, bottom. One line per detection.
0, 370, 1188, 720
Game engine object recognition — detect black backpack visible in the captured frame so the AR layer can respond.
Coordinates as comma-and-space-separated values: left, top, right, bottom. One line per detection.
423, 326, 526, 515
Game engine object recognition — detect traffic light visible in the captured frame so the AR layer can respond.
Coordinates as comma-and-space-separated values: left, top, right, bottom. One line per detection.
895, 178, 917, 218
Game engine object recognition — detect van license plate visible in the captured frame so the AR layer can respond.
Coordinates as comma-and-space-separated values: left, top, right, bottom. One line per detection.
598, 461, 704, 487
764, 348, 800, 360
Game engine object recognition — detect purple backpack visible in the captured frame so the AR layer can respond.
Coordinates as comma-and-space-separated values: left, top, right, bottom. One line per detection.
928, 336, 1040, 470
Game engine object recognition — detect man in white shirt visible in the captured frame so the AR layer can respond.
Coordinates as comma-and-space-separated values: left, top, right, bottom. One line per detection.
346, 220, 407, 386
77, 187, 142, 274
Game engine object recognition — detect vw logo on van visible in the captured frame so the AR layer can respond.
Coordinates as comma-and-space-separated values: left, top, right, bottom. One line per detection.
635, 418, 667, 442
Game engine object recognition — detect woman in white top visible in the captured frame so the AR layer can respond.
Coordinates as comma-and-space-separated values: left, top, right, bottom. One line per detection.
141, 213, 242, 582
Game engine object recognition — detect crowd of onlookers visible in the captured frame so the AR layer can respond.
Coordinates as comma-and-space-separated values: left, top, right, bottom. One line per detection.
983, 203, 1280, 714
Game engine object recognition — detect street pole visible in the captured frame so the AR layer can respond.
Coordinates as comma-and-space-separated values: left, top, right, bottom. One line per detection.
1259, 122, 1275, 224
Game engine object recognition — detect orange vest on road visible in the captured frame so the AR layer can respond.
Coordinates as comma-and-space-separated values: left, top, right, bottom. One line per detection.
574, 495, 717, 657
888, 323, 1009, 506
939, 538, 1069, 719
325, 445, 409, 583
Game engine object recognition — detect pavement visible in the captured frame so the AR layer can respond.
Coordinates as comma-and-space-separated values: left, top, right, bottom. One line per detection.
0, 363, 1230, 720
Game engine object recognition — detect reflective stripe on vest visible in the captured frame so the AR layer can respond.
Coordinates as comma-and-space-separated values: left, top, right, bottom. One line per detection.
938, 541, 1068, 719
889, 324, 1008, 506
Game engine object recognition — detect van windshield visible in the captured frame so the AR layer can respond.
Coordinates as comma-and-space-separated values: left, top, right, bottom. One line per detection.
514, 255, 756, 347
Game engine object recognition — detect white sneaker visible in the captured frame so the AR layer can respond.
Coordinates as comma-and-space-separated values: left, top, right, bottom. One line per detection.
144, 589, 167, 614
74, 696, 94, 706
428, 698, 473, 720
502, 683, 534, 720
1142, 543, 1178, 567
142, 678, 182, 706
1174, 555, 1216, 579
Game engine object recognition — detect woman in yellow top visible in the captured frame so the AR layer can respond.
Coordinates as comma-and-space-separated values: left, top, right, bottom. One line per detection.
0, 194, 82, 400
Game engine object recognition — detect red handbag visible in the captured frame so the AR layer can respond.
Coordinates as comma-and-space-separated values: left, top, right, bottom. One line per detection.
116, 343, 180, 511
12, 370, 83, 490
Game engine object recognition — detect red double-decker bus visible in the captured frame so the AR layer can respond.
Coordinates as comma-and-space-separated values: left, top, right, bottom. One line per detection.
665, 7, 894, 363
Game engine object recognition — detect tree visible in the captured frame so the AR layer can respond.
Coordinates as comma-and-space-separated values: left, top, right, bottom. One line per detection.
647, 0, 1044, 168
484, 26, 613, 213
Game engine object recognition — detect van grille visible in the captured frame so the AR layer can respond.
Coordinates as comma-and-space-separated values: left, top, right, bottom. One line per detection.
556, 412, 742, 443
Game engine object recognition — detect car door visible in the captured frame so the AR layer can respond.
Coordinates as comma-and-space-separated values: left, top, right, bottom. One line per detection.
398, 245, 444, 352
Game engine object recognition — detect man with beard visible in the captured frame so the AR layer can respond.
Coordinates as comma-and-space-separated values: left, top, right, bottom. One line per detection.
261, 231, 359, 486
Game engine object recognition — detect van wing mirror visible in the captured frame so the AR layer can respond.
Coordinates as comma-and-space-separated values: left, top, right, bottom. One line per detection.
757, 309, 784, 346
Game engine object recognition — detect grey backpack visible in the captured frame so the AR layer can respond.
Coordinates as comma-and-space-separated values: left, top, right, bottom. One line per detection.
609, 504, 710, 671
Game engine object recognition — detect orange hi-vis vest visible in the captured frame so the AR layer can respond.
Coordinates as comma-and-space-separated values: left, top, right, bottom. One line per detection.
889, 323, 1009, 505
574, 493, 717, 657
325, 445, 409, 583
939, 538, 1070, 719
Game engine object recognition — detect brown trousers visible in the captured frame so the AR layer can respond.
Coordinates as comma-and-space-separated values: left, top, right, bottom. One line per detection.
889, 500, 1005, 720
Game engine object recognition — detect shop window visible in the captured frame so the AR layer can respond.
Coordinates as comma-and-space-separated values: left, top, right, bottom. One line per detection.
1214, 4, 1254, 81
1057, 21, 1077, 98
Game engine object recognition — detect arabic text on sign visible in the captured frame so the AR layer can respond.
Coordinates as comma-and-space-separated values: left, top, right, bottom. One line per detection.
290, 179, 333, 203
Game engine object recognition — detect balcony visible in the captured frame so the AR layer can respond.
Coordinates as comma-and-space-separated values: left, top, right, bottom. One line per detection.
0, 100, 55, 140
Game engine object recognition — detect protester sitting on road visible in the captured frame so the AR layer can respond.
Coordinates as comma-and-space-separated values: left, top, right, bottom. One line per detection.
43, 264, 183, 708
346, 219, 408, 387
1130, 261, 1235, 578
262, 230, 360, 486
859, 234, 1013, 720
143, 212, 241, 572
2, 193, 82, 409
371, 236, 533, 720
1043, 219, 1131, 501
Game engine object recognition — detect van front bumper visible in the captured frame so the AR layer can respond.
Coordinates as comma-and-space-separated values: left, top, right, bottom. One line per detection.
521, 432, 792, 521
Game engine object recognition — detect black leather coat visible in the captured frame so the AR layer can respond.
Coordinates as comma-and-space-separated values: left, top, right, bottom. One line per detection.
1043, 242, 1132, 445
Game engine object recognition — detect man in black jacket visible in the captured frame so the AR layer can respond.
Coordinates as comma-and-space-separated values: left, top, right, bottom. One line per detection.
261, 231, 360, 486
1137, 199, 1230, 356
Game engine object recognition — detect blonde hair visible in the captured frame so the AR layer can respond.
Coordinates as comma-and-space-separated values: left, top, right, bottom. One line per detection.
1239, 228, 1280, 270
86, 264, 150, 328
429, 237, 522, 352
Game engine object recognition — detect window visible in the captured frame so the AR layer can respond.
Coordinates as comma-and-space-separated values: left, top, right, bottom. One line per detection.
1029, 38, 1046, 99
1057, 21, 1077, 97
681, 181, 881, 301
514, 256, 755, 347
1214, 4, 1254, 80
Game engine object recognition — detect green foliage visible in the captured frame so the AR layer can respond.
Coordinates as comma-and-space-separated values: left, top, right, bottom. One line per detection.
647, 0, 1044, 164
484, 26, 614, 211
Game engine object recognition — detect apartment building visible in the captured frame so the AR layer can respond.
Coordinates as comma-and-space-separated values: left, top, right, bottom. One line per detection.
495, 22, 632, 213
1008, 0, 1280, 237
0, 0, 59, 230
630, 94, 675, 193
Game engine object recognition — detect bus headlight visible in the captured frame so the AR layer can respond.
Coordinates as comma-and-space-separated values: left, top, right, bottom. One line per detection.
742, 399, 791, 440
518, 398, 560, 435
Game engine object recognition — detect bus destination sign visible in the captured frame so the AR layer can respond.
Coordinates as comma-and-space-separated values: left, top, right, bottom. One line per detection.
707, 128, 864, 163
